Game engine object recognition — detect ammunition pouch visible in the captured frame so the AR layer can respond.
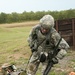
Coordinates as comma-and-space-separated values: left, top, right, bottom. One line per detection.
39, 52, 48, 62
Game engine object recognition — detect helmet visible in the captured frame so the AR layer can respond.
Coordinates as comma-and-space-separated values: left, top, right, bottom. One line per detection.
40, 15, 54, 29
1, 63, 17, 71
1, 63, 11, 68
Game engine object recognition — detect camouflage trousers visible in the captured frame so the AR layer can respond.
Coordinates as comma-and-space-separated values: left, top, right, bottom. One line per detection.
26, 49, 67, 75
26, 52, 49, 75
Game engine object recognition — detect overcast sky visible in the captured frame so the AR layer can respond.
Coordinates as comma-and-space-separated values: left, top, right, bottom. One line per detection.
0, 0, 75, 13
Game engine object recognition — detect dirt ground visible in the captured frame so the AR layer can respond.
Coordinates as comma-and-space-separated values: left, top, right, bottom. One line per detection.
0, 50, 75, 75
53, 50, 75, 74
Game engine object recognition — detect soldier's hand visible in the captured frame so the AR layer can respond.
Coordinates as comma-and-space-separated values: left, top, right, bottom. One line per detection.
31, 48, 37, 53
30, 44, 38, 53
52, 57, 58, 64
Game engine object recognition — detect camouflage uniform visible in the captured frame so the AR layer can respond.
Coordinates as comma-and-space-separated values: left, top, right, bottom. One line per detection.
1, 63, 20, 75
27, 15, 70, 75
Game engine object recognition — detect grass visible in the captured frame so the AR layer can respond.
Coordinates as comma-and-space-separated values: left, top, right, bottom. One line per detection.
0, 21, 74, 75
0, 26, 32, 65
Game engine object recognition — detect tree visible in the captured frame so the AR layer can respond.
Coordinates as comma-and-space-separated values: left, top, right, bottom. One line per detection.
0, 12, 7, 23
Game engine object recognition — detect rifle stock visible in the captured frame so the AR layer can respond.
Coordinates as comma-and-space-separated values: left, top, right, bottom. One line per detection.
43, 62, 53, 75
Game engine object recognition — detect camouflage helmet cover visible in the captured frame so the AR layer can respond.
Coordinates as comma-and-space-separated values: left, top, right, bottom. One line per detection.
1, 63, 11, 68
1, 63, 17, 70
40, 15, 54, 29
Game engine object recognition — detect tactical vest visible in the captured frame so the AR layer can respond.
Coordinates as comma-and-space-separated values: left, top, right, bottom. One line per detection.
33, 25, 56, 53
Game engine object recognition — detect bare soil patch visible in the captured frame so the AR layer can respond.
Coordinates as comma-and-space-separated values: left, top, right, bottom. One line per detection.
53, 50, 75, 74
0, 21, 39, 28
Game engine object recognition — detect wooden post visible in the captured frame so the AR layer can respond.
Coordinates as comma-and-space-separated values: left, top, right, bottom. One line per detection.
72, 19, 75, 50
55, 20, 58, 32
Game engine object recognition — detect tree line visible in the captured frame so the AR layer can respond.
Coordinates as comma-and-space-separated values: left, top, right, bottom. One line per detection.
0, 9, 75, 24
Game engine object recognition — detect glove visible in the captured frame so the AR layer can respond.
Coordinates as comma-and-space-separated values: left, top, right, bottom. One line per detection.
31, 47, 37, 53
52, 57, 58, 64
30, 43, 38, 53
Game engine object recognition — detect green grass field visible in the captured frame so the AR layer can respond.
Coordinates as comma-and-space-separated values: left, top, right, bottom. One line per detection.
0, 21, 37, 66
0, 26, 33, 65
0, 21, 75, 75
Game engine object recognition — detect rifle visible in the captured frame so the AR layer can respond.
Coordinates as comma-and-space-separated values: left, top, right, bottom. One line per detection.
20, 34, 46, 75
43, 37, 62, 75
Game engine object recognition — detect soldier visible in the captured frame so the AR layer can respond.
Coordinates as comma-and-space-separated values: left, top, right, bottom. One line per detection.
27, 14, 70, 75
1, 63, 20, 75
